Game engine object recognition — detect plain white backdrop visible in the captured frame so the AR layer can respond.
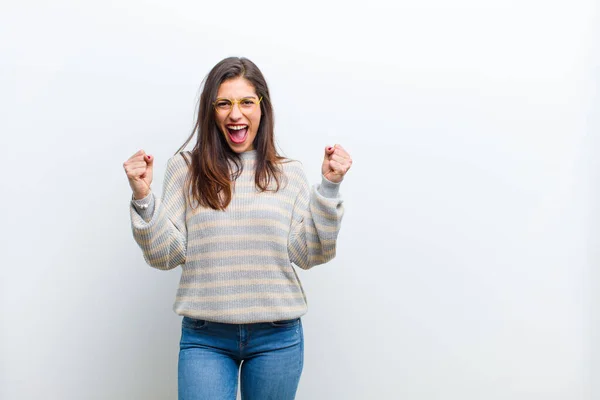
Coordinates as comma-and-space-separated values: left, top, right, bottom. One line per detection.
1, 0, 598, 399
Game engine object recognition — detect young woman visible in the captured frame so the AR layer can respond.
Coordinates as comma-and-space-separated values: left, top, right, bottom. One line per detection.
123, 57, 352, 400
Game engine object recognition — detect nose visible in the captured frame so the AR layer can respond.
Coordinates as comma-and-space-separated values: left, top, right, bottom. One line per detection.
228, 102, 243, 120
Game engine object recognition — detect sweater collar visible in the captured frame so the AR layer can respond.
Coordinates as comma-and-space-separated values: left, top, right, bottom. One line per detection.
238, 150, 257, 160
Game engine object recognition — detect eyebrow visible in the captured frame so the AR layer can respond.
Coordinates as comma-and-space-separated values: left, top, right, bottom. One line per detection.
216, 96, 258, 100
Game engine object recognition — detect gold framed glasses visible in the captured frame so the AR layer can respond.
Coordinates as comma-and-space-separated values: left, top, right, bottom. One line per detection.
213, 96, 263, 114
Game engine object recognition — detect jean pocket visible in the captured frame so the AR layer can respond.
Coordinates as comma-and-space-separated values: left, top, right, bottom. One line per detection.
269, 318, 300, 328
182, 316, 208, 331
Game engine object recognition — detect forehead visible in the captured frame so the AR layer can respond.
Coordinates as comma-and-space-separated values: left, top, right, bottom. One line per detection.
217, 77, 257, 98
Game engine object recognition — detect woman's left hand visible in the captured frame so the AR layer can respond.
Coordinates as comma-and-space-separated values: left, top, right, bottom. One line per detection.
322, 144, 352, 184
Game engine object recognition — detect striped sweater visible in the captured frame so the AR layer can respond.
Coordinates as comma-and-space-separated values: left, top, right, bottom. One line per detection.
129, 149, 344, 324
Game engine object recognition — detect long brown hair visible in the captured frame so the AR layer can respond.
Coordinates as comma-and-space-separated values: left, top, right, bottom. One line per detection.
176, 57, 286, 210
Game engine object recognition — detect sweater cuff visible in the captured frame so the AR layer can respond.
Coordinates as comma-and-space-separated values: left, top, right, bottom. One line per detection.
131, 192, 155, 222
317, 176, 341, 198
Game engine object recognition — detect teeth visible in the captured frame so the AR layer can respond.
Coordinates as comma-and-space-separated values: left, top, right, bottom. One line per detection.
228, 125, 247, 130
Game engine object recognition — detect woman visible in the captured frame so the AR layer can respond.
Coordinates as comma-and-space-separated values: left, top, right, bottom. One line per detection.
123, 57, 352, 400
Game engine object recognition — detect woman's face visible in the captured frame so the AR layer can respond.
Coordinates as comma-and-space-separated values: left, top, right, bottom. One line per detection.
214, 77, 262, 153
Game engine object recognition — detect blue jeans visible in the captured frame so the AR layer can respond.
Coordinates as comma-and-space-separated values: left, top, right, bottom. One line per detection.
178, 316, 304, 400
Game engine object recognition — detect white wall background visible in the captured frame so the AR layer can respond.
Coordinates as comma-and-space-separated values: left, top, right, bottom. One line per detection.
589, 5, 600, 400
1, 0, 597, 399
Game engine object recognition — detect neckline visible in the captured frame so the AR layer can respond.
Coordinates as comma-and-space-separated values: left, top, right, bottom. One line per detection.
238, 150, 257, 160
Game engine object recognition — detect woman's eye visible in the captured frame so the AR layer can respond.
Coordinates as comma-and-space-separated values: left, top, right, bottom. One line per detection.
241, 100, 254, 107
216, 101, 231, 108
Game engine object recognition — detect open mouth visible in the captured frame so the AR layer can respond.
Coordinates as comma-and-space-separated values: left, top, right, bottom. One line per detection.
226, 125, 248, 144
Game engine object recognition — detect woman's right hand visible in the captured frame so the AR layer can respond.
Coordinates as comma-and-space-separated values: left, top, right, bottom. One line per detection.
123, 149, 154, 200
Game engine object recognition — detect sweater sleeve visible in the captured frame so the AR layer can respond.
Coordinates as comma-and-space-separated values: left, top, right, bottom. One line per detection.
129, 153, 189, 270
288, 169, 344, 270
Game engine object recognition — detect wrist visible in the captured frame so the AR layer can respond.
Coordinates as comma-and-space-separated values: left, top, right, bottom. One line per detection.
132, 190, 150, 200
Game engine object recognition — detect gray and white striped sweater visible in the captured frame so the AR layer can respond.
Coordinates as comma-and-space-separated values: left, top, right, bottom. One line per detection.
130, 150, 344, 324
